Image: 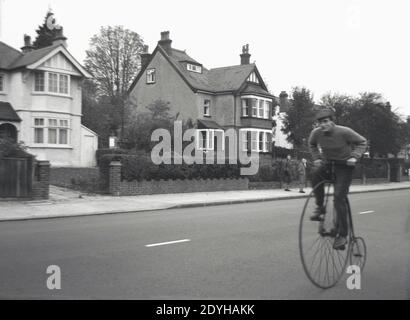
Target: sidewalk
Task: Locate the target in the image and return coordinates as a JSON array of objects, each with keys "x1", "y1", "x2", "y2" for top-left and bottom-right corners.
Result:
[{"x1": 1, "y1": 182, "x2": 410, "y2": 222}]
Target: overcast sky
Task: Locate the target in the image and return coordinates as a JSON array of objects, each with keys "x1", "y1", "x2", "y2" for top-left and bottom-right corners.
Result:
[{"x1": 1, "y1": 0, "x2": 409, "y2": 117}]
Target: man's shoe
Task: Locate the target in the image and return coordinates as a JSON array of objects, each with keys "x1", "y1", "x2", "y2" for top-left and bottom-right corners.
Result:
[
  {"x1": 310, "y1": 206, "x2": 326, "y2": 221},
  {"x1": 333, "y1": 236, "x2": 347, "y2": 250},
  {"x1": 284, "y1": 189, "x2": 291, "y2": 191},
  {"x1": 299, "y1": 190, "x2": 305, "y2": 193}
]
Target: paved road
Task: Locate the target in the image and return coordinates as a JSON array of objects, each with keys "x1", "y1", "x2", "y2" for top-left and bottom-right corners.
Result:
[{"x1": 0, "y1": 190, "x2": 409, "y2": 299}]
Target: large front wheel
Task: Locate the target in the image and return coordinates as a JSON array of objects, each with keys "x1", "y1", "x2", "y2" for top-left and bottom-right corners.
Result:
[{"x1": 299, "y1": 181, "x2": 351, "y2": 289}]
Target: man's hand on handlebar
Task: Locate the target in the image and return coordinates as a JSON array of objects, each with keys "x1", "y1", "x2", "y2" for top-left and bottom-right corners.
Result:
[{"x1": 346, "y1": 157, "x2": 358, "y2": 166}]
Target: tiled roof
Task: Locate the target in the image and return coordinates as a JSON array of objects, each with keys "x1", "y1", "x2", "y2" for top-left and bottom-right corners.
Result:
[
  {"x1": 7, "y1": 44, "x2": 60, "y2": 69},
  {"x1": 208, "y1": 64, "x2": 256, "y2": 92},
  {"x1": 0, "y1": 101, "x2": 21, "y2": 122},
  {"x1": 240, "y1": 83, "x2": 274, "y2": 97},
  {"x1": 197, "y1": 119, "x2": 223, "y2": 129},
  {"x1": 0, "y1": 42, "x2": 22, "y2": 69},
  {"x1": 0, "y1": 41, "x2": 60, "y2": 70},
  {"x1": 165, "y1": 47, "x2": 268, "y2": 94}
]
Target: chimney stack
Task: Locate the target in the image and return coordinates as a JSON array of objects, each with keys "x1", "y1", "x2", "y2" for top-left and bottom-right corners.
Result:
[
  {"x1": 21, "y1": 34, "x2": 34, "y2": 53},
  {"x1": 279, "y1": 91, "x2": 289, "y2": 113},
  {"x1": 158, "y1": 31, "x2": 172, "y2": 55},
  {"x1": 240, "y1": 44, "x2": 251, "y2": 65},
  {"x1": 140, "y1": 45, "x2": 151, "y2": 70},
  {"x1": 52, "y1": 27, "x2": 68, "y2": 47}
]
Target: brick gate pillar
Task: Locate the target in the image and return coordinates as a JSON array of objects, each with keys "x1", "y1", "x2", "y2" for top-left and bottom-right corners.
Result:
[{"x1": 109, "y1": 161, "x2": 122, "y2": 196}]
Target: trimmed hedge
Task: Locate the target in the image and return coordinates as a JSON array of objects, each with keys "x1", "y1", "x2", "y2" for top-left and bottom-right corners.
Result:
[
  {"x1": 99, "y1": 152, "x2": 393, "y2": 190},
  {"x1": 99, "y1": 153, "x2": 242, "y2": 189},
  {"x1": 96, "y1": 148, "x2": 129, "y2": 166}
]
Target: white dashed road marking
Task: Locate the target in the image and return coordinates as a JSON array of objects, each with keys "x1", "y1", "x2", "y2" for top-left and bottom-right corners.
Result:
[
  {"x1": 358, "y1": 210, "x2": 375, "y2": 215},
  {"x1": 145, "y1": 239, "x2": 191, "y2": 247}
]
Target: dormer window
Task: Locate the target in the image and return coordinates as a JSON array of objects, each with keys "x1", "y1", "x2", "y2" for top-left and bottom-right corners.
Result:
[
  {"x1": 187, "y1": 63, "x2": 202, "y2": 73},
  {"x1": 146, "y1": 68, "x2": 156, "y2": 84},
  {"x1": 247, "y1": 72, "x2": 259, "y2": 84}
]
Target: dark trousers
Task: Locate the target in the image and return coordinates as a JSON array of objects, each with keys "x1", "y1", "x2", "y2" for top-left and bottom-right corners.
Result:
[{"x1": 310, "y1": 163, "x2": 354, "y2": 237}]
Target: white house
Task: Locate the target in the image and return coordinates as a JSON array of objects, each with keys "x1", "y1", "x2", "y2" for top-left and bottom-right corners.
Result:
[{"x1": 0, "y1": 31, "x2": 97, "y2": 167}]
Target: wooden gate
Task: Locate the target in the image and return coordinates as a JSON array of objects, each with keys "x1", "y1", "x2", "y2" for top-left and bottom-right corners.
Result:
[{"x1": 0, "y1": 157, "x2": 33, "y2": 198}]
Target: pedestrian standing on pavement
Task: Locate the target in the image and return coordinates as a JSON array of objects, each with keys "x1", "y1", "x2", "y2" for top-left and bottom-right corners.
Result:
[
  {"x1": 283, "y1": 154, "x2": 293, "y2": 191},
  {"x1": 297, "y1": 158, "x2": 308, "y2": 193}
]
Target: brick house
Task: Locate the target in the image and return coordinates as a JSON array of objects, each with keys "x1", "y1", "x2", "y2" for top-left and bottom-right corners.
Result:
[
  {"x1": 0, "y1": 30, "x2": 98, "y2": 167},
  {"x1": 128, "y1": 31, "x2": 279, "y2": 163}
]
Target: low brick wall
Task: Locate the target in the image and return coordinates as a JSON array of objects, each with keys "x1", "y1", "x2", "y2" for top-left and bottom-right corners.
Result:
[{"x1": 108, "y1": 161, "x2": 248, "y2": 196}]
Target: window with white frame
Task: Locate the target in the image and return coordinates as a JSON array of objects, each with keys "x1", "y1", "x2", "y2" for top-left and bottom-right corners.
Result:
[
  {"x1": 258, "y1": 100, "x2": 264, "y2": 118},
  {"x1": 264, "y1": 101, "x2": 270, "y2": 119},
  {"x1": 187, "y1": 64, "x2": 202, "y2": 73},
  {"x1": 146, "y1": 68, "x2": 156, "y2": 84},
  {"x1": 241, "y1": 131, "x2": 248, "y2": 151},
  {"x1": 241, "y1": 96, "x2": 272, "y2": 120},
  {"x1": 242, "y1": 99, "x2": 249, "y2": 116},
  {"x1": 34, "y1": 118, "x2": 45, "y2": 143},
  {"x1": 34, "y1": 71, "x2": 70, "y2": 95},
  {"x1": 0, "y1": 74, "x2": 4, "y2": 92},
  {"x1": 241, "y1": 129, "x2": 271, "y2": 152},
  {"x1": 196, "y1": 129, "x2": 224, "y2": 151},
  {"x1": 59, "y1": 75, "x2": 69, "y2": 94},
  {"x1": 197, "y1": 129, "x2": 214, "y2": 151},
  {"x1": 203, "y1": 100, "x2": 210, "y2": 116},
  {"x1": 34, "y1": 72, "x2": 45, "y2": 92},
  {"x1": 33, "y1": 117, "x2": 70, "y2": 145},
  {"x1": 48, "y1": 73, "x2": 58, "y2": 93},
  {"x1": 251, "y1": 99, "x2": 258, "y2": 117}
]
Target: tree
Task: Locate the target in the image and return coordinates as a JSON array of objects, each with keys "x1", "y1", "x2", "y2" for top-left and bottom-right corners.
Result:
[
  {"x1": 84, "y1": 26, "x2": 145, "y2": 137},
  {"x1": 32, "y1": 10, "x2": 62, "y2": 49},
  {"x1": 282, "y1": 87, "x2": 316, "y2": 149},
  {"x1": 321, "y1": 92, "x2": 407, "y2": 157},
  {"x1": 81, "y1": 80, "x2": 121, "y2": 148}
]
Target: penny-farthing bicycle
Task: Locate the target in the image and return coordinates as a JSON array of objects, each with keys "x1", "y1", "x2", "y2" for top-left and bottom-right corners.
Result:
[{"x1": 299, "y1": 160, "x2": 367, "y2": 289}]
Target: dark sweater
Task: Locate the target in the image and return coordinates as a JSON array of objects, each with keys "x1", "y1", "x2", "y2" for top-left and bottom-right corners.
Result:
[{"x1": 308, "y1": 125, "x2": 367, "y2": 161}]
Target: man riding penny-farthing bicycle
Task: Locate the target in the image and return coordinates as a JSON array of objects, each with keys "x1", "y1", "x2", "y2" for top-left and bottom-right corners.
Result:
[{"x1": 308, "y1": 108, "x2": 367, "y2": 250}]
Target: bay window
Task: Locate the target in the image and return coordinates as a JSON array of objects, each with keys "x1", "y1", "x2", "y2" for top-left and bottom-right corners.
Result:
[
  {"x1": 240, "y1": 129, "x2": 272, "y2": 153},
  {"x1": 33, "y1": 117, "x2": 70, "y2": 145},
  {"x1": 34, "y1": 71, "x2": 70, "y2": 95},
  {"x1": 241, "y1": 96, "x2": 273, "y2": 120}
]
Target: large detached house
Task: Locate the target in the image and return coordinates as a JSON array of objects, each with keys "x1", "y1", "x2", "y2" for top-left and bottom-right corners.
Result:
[
  {"x1": 129, "y1": 31, "x2": 278, "y2": 162},
  {"x1": 0, "y1": 31, "x2": 97, "y2": 166}
]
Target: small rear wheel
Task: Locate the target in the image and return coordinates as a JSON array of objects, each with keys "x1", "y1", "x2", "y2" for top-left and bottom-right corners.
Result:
[{"x1": 350, "y1": 236, "x2": 367, "y2": 271}]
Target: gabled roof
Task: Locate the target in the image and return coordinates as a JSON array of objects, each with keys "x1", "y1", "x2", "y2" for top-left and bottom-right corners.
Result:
[
  {"x1": 0, "y1": 41, "x2": 91, "y2": 77},
  {"x1": 6, "y1": 44, "x2": 59, "y2": 70},
  {"x1": 129, "y1": 44, "x2": 272, "y2": 96},
  {"x1": 0, "y1": 102, "x2": 22, "y2": 122},
  {"x1": 0, "y1": 42, "x2": 22, "y2": 69}
]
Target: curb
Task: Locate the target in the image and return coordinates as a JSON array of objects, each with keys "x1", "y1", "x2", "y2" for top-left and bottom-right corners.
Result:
[
  {"x1": 170, "y1": 185, "x2": 410, "y2": 210},
  {"x1": 1, "y1": 185, "x2": 409, "y2": 222}
]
